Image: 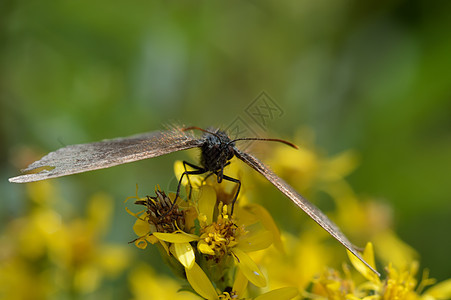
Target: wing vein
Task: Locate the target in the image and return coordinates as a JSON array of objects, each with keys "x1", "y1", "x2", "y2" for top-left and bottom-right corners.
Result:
[{"x1": 9, "y1": 129, "x2": 204, "y2": 183}]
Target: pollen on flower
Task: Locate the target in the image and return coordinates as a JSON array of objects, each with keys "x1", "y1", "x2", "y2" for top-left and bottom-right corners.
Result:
[
  {"x1": 383, "y1": 262, "x2": 418, "y2": 300},
  {"x1": 311, "y1": 268, "x2": 356, "y2": 300},
  {"x1": 218, "y1": 291, "x2": 237, "y2": 300},
  {"x1": 305, "y1": 243, "x2": 449, "y2": 300},
  {"x1": 197, "y1": 202, "x2": 245, "y2": 260}
]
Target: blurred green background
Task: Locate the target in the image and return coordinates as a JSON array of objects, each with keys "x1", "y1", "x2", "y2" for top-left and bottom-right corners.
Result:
[{"x1": 1, "y1": 0, "x2": 450, "y2": 295}]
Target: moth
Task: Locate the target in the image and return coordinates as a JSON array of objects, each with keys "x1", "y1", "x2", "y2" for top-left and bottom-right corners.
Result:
[{"x1": 9, "y1": 125, "x2": 379, "y2": 276}]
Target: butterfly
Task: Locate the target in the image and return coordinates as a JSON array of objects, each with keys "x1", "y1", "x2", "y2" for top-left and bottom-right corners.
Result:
[{"x1": 9, "y1": 125, "x2": 379, "y2": 276}]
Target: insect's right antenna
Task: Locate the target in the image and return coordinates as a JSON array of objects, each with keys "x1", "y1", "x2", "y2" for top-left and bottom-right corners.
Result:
[{"x1": 230, "y1": 137, "x2": 298, "y2": 149}]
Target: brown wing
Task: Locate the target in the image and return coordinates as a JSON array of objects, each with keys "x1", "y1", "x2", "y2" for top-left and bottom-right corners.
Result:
[
  {"x1": 235, "y1": 149, "x2": 380, "y2": 276},
  {"x1": 9, "y1": 128, "x2": 203, "y2": 183}
]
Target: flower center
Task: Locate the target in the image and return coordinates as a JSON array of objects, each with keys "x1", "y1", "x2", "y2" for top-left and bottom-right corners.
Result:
[
  {"x1": 136, "y1": 189, "x2": 185, "y2": 233},
  {"x1": 198, "y1": 203, "x2": 244, "y2": 259}
]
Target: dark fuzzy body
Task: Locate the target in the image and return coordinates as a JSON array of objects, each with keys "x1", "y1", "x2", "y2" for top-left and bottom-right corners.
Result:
[{"x1": 200, "y1": 129, "x2": 236, "y2": 174}]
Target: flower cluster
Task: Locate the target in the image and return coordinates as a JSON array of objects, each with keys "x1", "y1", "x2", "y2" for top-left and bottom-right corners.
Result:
[
  {"x1": 126, "y1": 133, "x2": 451, "y2": 300},
  {"x1": 127, "y1": 161, "x2": 298, "y2": 299},
  {"x1": 0, "y1": 181, "x2": 130, "y2": 299},
  {"x1": 303, "y1": 242, "x2": 451, "y2": 300},
  {"x1": 4, "y1": 130, "x2": 449, "y2": 299}
]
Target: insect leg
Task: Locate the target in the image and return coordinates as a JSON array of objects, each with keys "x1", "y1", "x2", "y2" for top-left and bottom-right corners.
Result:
[
  {"x1": 204, "y1": 161, "x2": 231, "y2": 183},
  {"x1": 220, "y1": 174, "x2": 241, "y2": 215},
  {"x1": 182, "y1": 161, "x2": 204, "y2": 199},
  {"x1": 161, "y1": 167, "x2": 207, "y2": 219},
  {"x1": 216, "y1": 161, "x2": 232, "y2": 183},
  {"x1": 176, "y1": 168, "x2": 206, "y2": 203}
]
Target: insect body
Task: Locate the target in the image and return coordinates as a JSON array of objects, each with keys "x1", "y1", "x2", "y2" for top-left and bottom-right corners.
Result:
[
  {"x1": 176, "y1": 127, "x2": 240, "y2": 212},
  {"x1": 175, "y1": 126, "x2": 298, "y2": 214},
  {"x1": 9, "y1": 125, "x2": 379, "y2": 276}
]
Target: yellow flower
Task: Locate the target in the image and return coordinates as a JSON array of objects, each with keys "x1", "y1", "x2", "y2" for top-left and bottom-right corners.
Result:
[
  {"x1": 303, "y1": 242, "x2": 451, "y2": 300},
  {"x1": 192, "y1": 185, "x2": 273, "y2": 288},
  {"x1": 128, "y1": 161, "x2": 281, "y2": 297},
  {"x1": 127, "y1": 136, "x2": 451, "y2": 300},
  {"x1": 266, "y1": 130, "x2": 419, "y2": 276},
  {"x1": 0, "y1": 181, "x2": 130, "y2": 298},
  {"x1": 126, "y1": 185, "x2": 198, "y2": 272},
  {"x1": 185, "y1": 262, "x2": 299, "y2": 300},
  {"x1": 422, "y1": 278, "x2": 451, "y2": 300},
  {"x1": 260, "y1": 229, "x2": 336, "y2": 292},
  {"x1": 323, "y1": 177, "x2": 418, "y2": 271},
  {"x1": 265, "y1": 128, "x2": 359, "y2": 195}
]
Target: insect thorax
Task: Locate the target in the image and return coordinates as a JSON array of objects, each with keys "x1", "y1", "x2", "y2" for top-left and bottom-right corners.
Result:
[{"x1": 200, "y1": 130, "x2": 235, "y2": 172}]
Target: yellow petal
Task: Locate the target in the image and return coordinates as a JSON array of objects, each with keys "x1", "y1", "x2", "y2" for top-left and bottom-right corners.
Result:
[
  {"x1": 345, "y1": 294, "x2": 362, "y2": 300},
  {"x1": 134, "y1": 238, "x2": 148, "y2": 249},
  {"x1": 232, "y1": 269, "x2": 248, "y2": 298},
  {"x1": 231, "y1": 248, "x2": 266, "y2": 287},
  {"x1": 27, "y1": 181, "x2": 54, "y2": 204},
  {"x1": 198, "y1": 241, "x2": 215, "y2": 255},
  {"x1": 158, "y1": 240, "x2": 170, "y2": 255},
  {"x1": 198, "y1": 185, "x2": 216, "y2": 224},
  {"x1": 133, "y1": 218, "x2": 151, "y2": 236},
  {"x1": 255, "y1": 287, "x2": 299, "y2": 300},
  {"x1": 185, "y1": 263, "x2": 218, "y2": 299},
  {"x1": 182, "y1": 206, "x2": 198, "y2": 233},
  {"x1": 173, "y1": 242, "x2": 195, "y2": 269},
  {"x1": 321, "y1": 149, "x2": 359, "y2": 180},
  {"x1": 146, "y1": 235, "x2": 159, "y2": 244},
  {"x1": 152, "y1": 232, "x2": 199, "y2": 243},
  {"x1": 125, "y1": 207, "x2": 144, "y2": 218},
  {"x1": 174, "y1": 161, "x2": 189, "y2": 186},
  {"x1": 73, "y1": 265, "x2": 100, "y2": 293},
  {"x1": 373, "y1": 230, "x2": 418, "y2": 270},
  {"x1": 97, "y1": 245, "x2": 130, "y2": 276},
  {"x1": 237, "y1": 229, "x2": 273, "y2": 252},
  {"x1": 243, "y1": 204, "x2": 283, "y2": 252},
  {"x1": 347, "y1": 242, "x2": 379, "y2": 283},
  {"x1": 424, "y1": 278, "x2": 451, "y2": 299}
]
